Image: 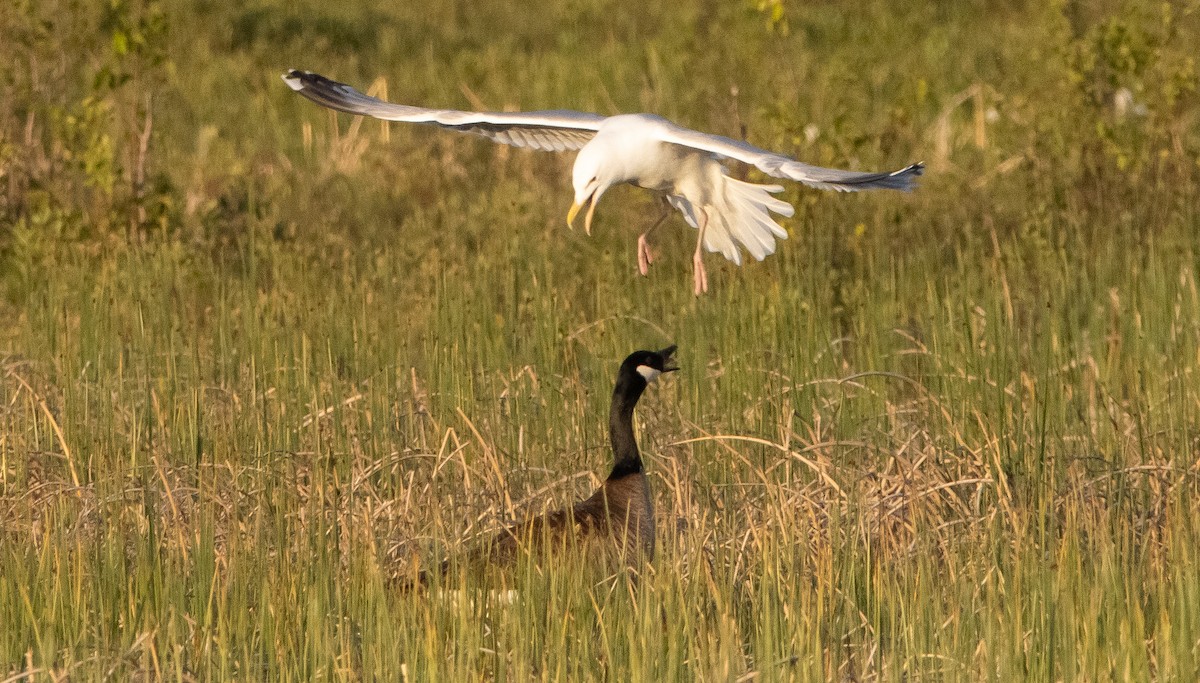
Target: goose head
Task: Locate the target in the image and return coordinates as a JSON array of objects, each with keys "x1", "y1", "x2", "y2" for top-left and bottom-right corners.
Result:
[{"x1": 618, "y1": 345, "x2": 679, "y2": 389}]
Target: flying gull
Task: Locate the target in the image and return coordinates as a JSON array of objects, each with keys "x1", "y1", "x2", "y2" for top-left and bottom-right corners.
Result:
[{"x1": 283, "y1": 70, "x2": 923, "y2": 295}]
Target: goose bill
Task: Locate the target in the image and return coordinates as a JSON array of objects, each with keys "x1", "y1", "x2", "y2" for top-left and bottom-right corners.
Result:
[{"x1": 658, "y1": 345, "x2": 679, "y2": 373}]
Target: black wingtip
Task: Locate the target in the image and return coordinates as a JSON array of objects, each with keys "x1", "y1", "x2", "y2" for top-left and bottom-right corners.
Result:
[
  {"x1": 281, "y1": 69, "x2": 309, "y2": 91},
  {"x1": 885, "y1": 162, "x2": 925, "y2": 191},
  {"x1": 280, "y1": 70, "x2": 375, "y2": 117},
  {"x1": 282, "y1": 69, "x2": 340, "y2": 92}
]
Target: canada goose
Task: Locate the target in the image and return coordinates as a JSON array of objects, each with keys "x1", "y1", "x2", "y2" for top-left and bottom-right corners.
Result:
[
  {"x1": 407, "y1": 345, "x2": 677, "y2": 587},
  {"x1": 283, "y1": 70, "x2": 922, "y2": 295}
]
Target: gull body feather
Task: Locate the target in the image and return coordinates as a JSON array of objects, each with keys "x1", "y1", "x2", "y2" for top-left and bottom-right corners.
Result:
[{"x1": 574, "y1": 115, "x2": 794, "y2": 265}]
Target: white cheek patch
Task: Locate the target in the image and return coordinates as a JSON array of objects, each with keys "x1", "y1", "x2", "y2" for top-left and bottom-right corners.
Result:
[{"x1": 636, "y1": 365, "x2": 662, "y2": 382}]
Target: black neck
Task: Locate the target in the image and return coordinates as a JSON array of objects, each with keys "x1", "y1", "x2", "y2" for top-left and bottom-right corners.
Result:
[{"x1": 607, "y1": 374, "x2": 646, "y2": 480}]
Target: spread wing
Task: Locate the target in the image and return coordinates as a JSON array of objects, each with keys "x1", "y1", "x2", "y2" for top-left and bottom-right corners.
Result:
[
  {"x1": 655, "y1": 121, "x2": 924, "y2": 192},
  {"x1": 283, "y1": 70, "x2": 605, "y2": 152}
]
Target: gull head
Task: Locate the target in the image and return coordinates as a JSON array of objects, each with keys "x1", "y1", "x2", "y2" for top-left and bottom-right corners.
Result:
[{"x1": 567, "y1": 145, "x2": 613, "y2": 235}]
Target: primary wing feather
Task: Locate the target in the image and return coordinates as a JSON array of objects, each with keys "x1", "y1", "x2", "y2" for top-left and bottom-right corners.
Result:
[
  {"x1": 654, "y1": 122, "x2": 924, "y2": 192},
  {"x1": 283, "y1": 70, "x2": 605, "y2": 151}
]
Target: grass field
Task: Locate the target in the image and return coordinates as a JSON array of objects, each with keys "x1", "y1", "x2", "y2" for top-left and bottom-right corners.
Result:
[{"x1": 3, "y1": 0, "x2": 1200, "y2": 679}]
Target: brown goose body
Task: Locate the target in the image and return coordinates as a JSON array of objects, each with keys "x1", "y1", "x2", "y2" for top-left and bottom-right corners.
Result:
[
  {"x1": 483, "y1": 464, "x2": 656, "y2": 562},
  {"x1": 407, "y1": 346, "x2": 675, "y2": 587},
  {"x1": 476, "y1": 347, "x2": 674, "y2": 563}
]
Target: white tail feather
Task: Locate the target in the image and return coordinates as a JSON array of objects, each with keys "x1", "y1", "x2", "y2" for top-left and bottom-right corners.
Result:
[{"x1": 696, "y1": 176, "x2": 794, "y2": 265}]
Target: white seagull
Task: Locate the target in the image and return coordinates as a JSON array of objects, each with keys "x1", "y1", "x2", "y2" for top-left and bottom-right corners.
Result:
[{"x1": 283, "y1": 70, "x2": 923, "y2": 295}]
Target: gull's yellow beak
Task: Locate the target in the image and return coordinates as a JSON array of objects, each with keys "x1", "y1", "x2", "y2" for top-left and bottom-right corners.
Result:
[
  {"x1": 566, "y1": 192, "x2": 600, "y2": 234},
  {"x1": 567, "y1": 201, "x2": 582, "y2": 230},
  {"x1": 583, "y1": 196, "x2": 597, "y2": 235},
  {"x1": 567, "y1": 195, "x2": 599, "y2": 235}
]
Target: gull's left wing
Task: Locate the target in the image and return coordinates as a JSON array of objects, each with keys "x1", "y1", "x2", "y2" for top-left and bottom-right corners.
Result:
[{"x1": 654, "y1": 120, "x2": 924, "y2": 192}]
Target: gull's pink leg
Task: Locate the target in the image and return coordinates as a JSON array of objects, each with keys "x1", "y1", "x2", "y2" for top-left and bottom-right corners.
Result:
[
  {"x1": 637, "y1": 234, "x2": 653, "y2": 276},
  {"x1": 637, "y1": 201, "x2": 671, "y2": 276},
  {"x1": 692, "y1": 209, "x2": 709, "y2": 296}
]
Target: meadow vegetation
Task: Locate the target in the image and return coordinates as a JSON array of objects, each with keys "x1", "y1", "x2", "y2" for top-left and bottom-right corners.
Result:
[{"x1": 2, "y1": 0, "x2": 1200, "y2": 679}]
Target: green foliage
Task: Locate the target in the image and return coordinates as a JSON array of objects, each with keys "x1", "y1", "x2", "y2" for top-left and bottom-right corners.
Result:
[
  {"x1": 2, "y1": 0, "x2": 1200, "y2": 679},
  {"x1": 0, "y1": 0, "x2": 170, "y2": 251},
  {"x1": 1063, "y1": 2, "x2": 1200, "y2": 171},
  {"x1": 750, "y1": 0, "x2": 789, "y2": 35}
]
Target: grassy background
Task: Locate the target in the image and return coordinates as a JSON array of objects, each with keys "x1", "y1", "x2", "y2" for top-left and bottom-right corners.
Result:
[{"x1": 3, "y1": 0, "x2": 1200, "y2": 679}]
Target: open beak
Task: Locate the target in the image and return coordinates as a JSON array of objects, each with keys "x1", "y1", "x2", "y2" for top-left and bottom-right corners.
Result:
[
  {"x1": 567, "y1": 201, "x2": 582, "y2": 230},
  {"x1": 566, "y1": 194, "x2": 599, "y2": 235},
  {"x1": 583, "y1": 196, "x2": 598, "y2": 235},
  {"x1": 658, "y1": 344, "x2": 679, "y2": 373}
]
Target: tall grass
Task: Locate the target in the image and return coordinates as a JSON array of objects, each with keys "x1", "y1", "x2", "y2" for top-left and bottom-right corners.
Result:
[{"x1": 3, "y1": 0, "x2": 1200, "y2": 679}]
